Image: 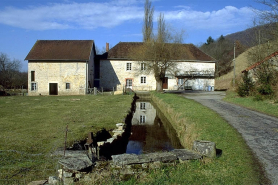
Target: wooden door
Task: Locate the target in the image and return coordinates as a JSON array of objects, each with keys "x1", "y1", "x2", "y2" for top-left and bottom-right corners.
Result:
[{"x1": 162, "y1": 77, "x2": 168, "y2": 89}]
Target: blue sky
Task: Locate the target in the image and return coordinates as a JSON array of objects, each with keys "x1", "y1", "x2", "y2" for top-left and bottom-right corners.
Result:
[{"x1": 0, "y1": 0, "x2": 266, "y2": 71}]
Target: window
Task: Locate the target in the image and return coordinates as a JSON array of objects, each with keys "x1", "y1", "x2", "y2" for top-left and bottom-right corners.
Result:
[
  {"x1": 141, "y1": 76, "x2": 146, "y2": 84},
  {"x1": 178, "y1": 78, "x2": 184, "y2": 85},
  {"x1": 141, "y1": 63, "x2": 146, "y2": 70},
  {"x1": 126, "y1": 63, "x2": 132, "y2": 71},
  {"x1": 140, "y1": 102, "x2": 146, "y2": 110},
  {"x1": 31, "y1": 82, "x2": 37, "y2": 91},
  {"x1": 66, "y1": 83, "x2": 70, "y2": 89},
  {"x1": 31, "y1": 71, "x2": 35, "y2": 81},
  {"x1": 140, "y1": 115, "x2": 146, "y2": 123},
  {"x1": 126, "y1": 79, "x2": 132, "y2": 88}
]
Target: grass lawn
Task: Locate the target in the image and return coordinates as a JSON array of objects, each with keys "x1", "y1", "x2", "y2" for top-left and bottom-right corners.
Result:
[
  {"x1": 224, "y1": 91, "x2": 278, "y2": 118},
  {"x1": 0, "y1": 95, "x2": 133, "y2": 183}
]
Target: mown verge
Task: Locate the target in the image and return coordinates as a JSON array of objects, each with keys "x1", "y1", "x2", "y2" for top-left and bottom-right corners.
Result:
[{"x1": 224, "y1": 91, "x2": 278, "y2": 118}]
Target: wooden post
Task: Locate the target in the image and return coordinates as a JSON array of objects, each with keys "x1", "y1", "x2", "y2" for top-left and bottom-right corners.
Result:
[{"x1": 64, "y1": 125, "x2": 68, "y2": 156}]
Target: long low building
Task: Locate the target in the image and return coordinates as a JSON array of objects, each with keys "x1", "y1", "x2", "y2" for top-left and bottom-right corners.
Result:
[
  {"x1": 25, "y1": 40, "x2": 215, "y2": 95},
  {"x1": 98, "y1": 42, "x2": 215, "y2": 91}
]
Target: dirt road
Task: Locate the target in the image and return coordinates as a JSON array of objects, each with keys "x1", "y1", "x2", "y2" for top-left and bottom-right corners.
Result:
[{"x1": 182, "y1": 91, "x2": 278, "y2": 185}]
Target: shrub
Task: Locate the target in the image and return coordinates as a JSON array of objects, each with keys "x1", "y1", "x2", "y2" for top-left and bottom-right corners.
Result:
[
  {"x1": 237, "y1": 73, "x2": 254, "y2": 97},
  {"x1": 257, "y1": 84, "x2": 274, "y2": 95}
]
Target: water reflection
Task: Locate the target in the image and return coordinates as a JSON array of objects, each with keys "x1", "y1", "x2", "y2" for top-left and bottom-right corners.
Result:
[{"x1": 126, "y1": 101, "x2": 183, "y2": 154}]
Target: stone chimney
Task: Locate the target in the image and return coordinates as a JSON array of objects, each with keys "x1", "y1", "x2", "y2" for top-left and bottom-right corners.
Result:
[{"x1": 106, "y1": 43, "x2": 109, "y2": 52}]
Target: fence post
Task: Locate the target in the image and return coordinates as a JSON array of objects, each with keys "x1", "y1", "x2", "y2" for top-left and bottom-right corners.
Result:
[
  {"x1": 101, "y1": 87, "x2": 103, "y2": 95},
  {"x1": 113, "y1": 87, "x2": 114, "y2": 95},
  {"x1": 94, "y1": 87, "x2": 97, "y2": 95}
]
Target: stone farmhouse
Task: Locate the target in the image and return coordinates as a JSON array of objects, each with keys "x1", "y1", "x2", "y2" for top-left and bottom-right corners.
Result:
[
  {"x1": 25, "y1": 40, "x2": 215, "y2": 95},
  {"x1": 98, "y1": 42, "x2": 215, "y2": 91},
  {"x1": 25, "y1": 40, "x2": 95, "y2": 96}
]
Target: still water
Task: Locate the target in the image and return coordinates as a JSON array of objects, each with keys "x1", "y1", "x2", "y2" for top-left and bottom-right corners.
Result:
[{"x1": 126, "y1": 100, "x2": 183, "y2": 154}]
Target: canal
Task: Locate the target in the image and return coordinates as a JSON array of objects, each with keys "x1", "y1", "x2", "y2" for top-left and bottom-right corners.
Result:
[{"x1": 126, "y1": 100, "x2": 183, "y2": 154}]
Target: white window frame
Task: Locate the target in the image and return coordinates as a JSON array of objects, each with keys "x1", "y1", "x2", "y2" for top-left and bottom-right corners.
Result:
[
  {"x1": 126, "y1": 79, "x2": 133, "y2": 88},
  {"x1": 141, "y1": 63, "x2": 146, "y2": 70},
  {"x1": 140, "y1": 76, "x2": 146, "y2": 84},
  {"x1": 140, "y1": 102, "x2": 146, "y2": 110},
  {"x1": 126, "y1": 63, "x2": 132, "y2": 71},
  {"x1": 31, "y1": 82, "x2": 37, "y2": 91},
  {"x1": 140, "y1": 115, "x2": 146, "y2": 123}
]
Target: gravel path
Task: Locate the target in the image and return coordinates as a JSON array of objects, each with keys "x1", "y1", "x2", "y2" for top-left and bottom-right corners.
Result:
[{"x1": 182, "y1": 91, "x2": 278, "y2": 185}]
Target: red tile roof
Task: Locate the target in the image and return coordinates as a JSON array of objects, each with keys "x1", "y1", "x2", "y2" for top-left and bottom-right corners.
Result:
[
  {"x1": 242, "y1": 50, "x2": 278, "y2": 73},
  {"x1": 25, "y1": 40, "x2": 94, "y2": 61},
  {"x1": 105, "y1": 42, "x2": 215, "y2": 61}
]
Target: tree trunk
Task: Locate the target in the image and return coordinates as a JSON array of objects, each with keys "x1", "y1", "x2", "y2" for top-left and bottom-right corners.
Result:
[{"x1": 156, "y1": 79, "x2": 163, "y2": 92}]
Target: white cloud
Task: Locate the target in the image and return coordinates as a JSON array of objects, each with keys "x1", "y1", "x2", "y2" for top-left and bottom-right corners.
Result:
[
  {"x1": 0, "y1": 1, "x2": 256, "y2": 32},
  {"x1": 0, "y1": 1, "x2": 143, "y2": 30},
  {"x1": 163, "y1": 6, "x2": 256, "y2": 32}
]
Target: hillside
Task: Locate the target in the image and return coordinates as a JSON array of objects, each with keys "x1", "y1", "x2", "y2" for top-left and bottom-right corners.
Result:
[
  {"x1": 225, "y1": 23, "x2": 277, "y2": 47},
  {"x1": 215, "y1": 48, "x2": 250, "y2": 90},
  {"x1": 215, "y1": 40, "x2": 278, "y2": 90}
]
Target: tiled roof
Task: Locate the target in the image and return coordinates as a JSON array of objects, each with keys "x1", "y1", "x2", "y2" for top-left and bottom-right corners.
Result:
[
  {"x1": 105, "y1": 42, "x2": 215, "y2": 61},
  {"x1": 242, "y1": 50, "x2": 278, "y2": 73},
  {"x1": 25, "y1": 40, "x2": 94, "y2": 61}
]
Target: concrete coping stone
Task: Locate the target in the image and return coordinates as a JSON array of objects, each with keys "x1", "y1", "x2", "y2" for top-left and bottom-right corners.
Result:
[
  {"x1": 116, "y1": 123, "x2": 124, "y2": 127},
  {"x1": 59, "y1": 153, "x2": 93, "y2": 171},
  {"x1": 111, "y1": 149, "x2": 201, "y2": 166},
  {"x1": 112, "y1": 129, "x2": 124, "y2": 133},
  {"x1": 172, "y1": 149, "x2": 202, "y2": 161},
  {"x1": 106, "y1": 138, "x2": 115, "y2": 143}
]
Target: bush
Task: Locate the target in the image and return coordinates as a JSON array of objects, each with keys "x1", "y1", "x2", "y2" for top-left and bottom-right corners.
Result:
[
  {"x1": 237, "y1": 73, "x2": 254, "y2": 97},
  {"x1": 257, "y1": 84, "x2": 274, "y2": 95}
]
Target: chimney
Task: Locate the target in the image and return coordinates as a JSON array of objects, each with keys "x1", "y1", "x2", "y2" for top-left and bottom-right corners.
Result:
[{"x1": 106, "y1": 43, "x2": 109, "y2": 52}]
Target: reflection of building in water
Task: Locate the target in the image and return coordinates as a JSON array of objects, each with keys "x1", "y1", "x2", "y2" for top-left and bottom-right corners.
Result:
[{"x1": 132, "y1": 101, "x2": 156, "y2": 125}]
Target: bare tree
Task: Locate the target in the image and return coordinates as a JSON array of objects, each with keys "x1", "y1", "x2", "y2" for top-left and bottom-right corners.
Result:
[
  {"x1": 133, "y1": 6, "x2": 185, "y2": 91},
  {"x1": 0, "y1": 52, "x2": 24, "y2": 89},
  {"x1": 255, "y1": 0, "x2": 278, "y2": 22},
  {"x1": 143, "y1": 0, "x2": 154, "y2": 42}
]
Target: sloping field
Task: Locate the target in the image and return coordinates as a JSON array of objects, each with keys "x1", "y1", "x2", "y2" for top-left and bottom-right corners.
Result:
[{"x1": 215, "y1": 48, "x2": 250, "y2": 90}]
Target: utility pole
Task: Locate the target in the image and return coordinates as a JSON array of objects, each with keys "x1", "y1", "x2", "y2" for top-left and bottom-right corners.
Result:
[{"x1": 233, "y1": 42, "x2": 236, "y2": 87}]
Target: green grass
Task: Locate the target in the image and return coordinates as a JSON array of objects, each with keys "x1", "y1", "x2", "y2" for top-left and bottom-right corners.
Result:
[
  {"x1": 0, "y1": 92, "x2": 270, "y2": 184},
  {"x1": 115, "y1": 92, "x2": 268, "y2": 185},
  {"x1": 224, "y1": 91, "x2": 278, "y2": 118},
  {"x1": 0, "y1": 95, "x2": 133, "y2": 183}
]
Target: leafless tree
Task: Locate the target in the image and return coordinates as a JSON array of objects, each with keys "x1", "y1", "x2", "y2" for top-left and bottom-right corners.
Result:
[
  {"x1": 133, "y1": 9, "x2": 185, "y2": 91},
  {"x1": 0, "y1": 52, "x2": 26, "y2": 89},
  {"x1": 143, "y1": 0, "x2": 154, "y2": 42}
]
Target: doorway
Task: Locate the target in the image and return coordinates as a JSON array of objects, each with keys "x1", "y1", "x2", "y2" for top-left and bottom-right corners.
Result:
[
  {"x1": 49, "y1": 83, "x2": 58, "y2": 95},
  {"x1": 162, "y1": 77, "x2": 168, "y2": 89}
]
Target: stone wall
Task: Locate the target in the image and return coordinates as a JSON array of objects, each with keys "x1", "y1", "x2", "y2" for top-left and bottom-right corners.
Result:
[
  {"x1": 100, "y1": 60, "x2": 156, "y2": 91},
  {"x1": 100, "y1": 60, "x2": 215, "y2": 91},
  {"x1": 28, "y1": 61, "x2": 90, "y2": 96}
]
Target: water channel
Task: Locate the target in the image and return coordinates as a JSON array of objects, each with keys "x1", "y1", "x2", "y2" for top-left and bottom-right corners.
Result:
[{"x1": 126, "y1": 100, "x2": 183, "y2": 154}]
